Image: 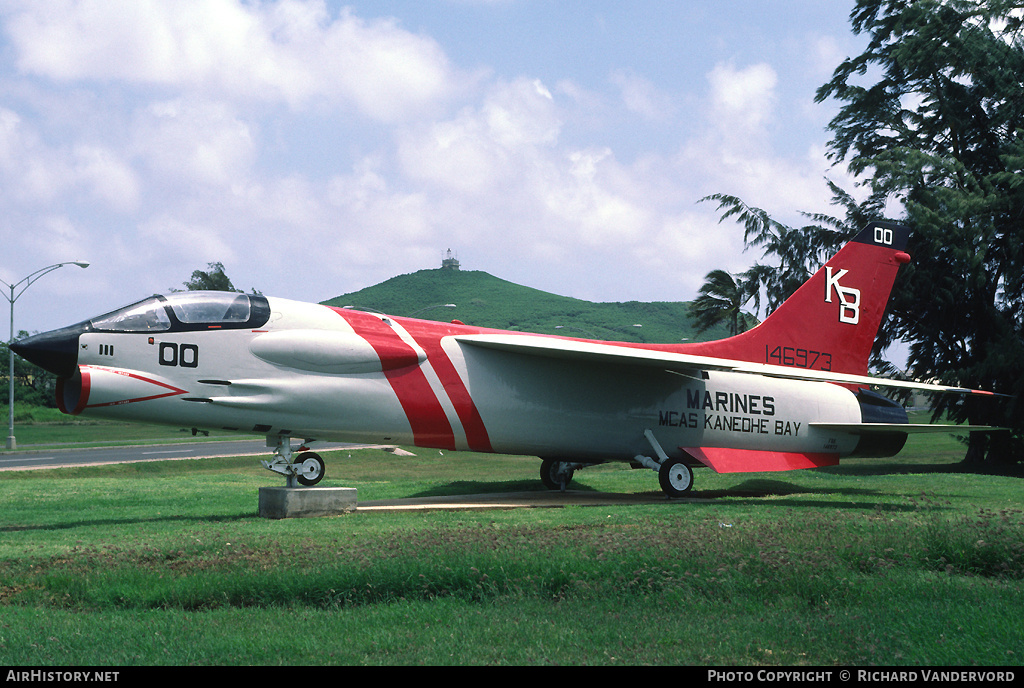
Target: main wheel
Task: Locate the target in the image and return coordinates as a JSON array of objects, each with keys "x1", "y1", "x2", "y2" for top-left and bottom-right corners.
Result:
[
  {"x1": 658, "y1": 457, "x2": 693, "y2": 498},
  {"x1": 295, "y1": 452, "x2": 325, "y2": 487},
  {"x1": 540, "y1": 458, "x2": 574, "y2": 491}
]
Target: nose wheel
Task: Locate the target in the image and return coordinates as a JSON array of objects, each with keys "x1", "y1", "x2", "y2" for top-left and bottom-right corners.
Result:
[
  {"x1": 295, "y1": 452, "x2": 325, "y2": 487},
  {"x1": 261, "y1": 435, "x2": 326, "y2": 487}
]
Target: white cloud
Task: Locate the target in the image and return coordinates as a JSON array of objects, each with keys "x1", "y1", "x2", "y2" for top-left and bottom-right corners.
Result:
[
  {"x1": 707, "y1": 62, "x2": 778, "y2": 141},
  {"x1": 26, "y1": 215, "x2": 91, "y2": 263},
  {"x1": 133, "y1": 99, "x2": 256, "y2": 187},
  {"x1": 541, "y1": 148, "x2": 651, "y2": 247},
  {"x1": 71, "y1": 144, "x2": 140, "y2": 212},
  {"x1": 3, "y1": 0, "x2": 466, "y2": 121},
  {"x1": 808, "y1": 35, "x2": 846, "y2": 79},
  {"x1": 0, "y1": 105, "x2": 139, "y2": 210},
  {"x1": 137, "y1": 213, "x2": 236, "y2": 266},
  {"x1": 631, "y1": 211, "x2": 749, "y2": 297},
  {"x1": 397, "y1": 77, "x2": 562, "y2": 194},
  {"x1": 672, "y1": 59, "x2": 843, "y2": 231},
  {"x1": 484, "y1": 78, "x2": 559, "y2": 148},
  {"x1": 396, "y1": 111, "x2": 507, "y2": 195},
  {"x1": 609, "y1": 69, "x2": 677, "y2": 122},
  {"x1": 0, "y1": 106, "x2": 21, "y2": 169}
]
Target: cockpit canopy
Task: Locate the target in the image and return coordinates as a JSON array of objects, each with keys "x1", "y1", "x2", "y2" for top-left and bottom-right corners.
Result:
[{"x1": 90, "y1": 292, "x2": 271, "y2": 333}]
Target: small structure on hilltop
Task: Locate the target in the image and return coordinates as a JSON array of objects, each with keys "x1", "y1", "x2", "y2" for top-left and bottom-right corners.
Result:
[{"x1": 441, "y1": 248, "x2": 461, "y2": 271}]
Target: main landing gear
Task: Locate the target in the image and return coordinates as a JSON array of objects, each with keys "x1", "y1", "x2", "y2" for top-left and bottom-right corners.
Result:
[
  {"x1": 261, "y1": 435, "x2": 325, "y2": 487},
  {"x1": 657, "y1": 457, "x2": 694, "y2": 498},
  {"x1": 638, "y1": 429, "x2": 694, "y2": 499},
  {"x1": 626, "y1": 453, "x2": 695, "y2": 499},
  {"x1": 539, "y1": 430, "x2": 696, "y2": 499},
  {"x1": 540, "y1": 458, "x2": 586, "y2": 492}
]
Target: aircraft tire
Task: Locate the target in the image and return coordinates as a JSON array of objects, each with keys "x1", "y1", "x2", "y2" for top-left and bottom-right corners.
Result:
[
  {"x1": 296, "y1": 452, "x2": 325, "y2": 487},
  {"x1": 540, "y1": 458, "x2": 573, "y2": 491},
  {"x1": 658, "y1": 457, "x2": 693, "y2": 498}
]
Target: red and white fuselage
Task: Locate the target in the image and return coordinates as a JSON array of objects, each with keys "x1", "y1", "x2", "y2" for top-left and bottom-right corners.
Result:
[{"x1": 63, "y1": 301, "x2": 862, "y2": 457}]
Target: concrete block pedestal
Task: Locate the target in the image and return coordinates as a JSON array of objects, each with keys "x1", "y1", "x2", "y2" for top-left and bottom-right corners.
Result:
[{"x1": 258, "y1": 486, "x2": 357, "y2": 519}]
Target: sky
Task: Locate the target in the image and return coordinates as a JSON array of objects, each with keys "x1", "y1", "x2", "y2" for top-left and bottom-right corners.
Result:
[{"x1": 0, "y1": 0, "x2": 873, "y2": 336}]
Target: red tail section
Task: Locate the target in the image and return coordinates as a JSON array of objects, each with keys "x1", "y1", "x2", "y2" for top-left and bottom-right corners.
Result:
[{"x1": 689, "y1": 222, "x2": 911, "y2": 376}]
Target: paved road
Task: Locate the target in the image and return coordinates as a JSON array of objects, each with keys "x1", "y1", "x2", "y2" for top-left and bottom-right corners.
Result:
[{"x1": 0, "y1": 439, "x2": 365, "y2": 472}]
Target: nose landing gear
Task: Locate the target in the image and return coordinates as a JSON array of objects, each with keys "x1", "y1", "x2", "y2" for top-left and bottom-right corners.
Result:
[{"x1": 261, "y1": 435, "x2": 325, "y2": 487}]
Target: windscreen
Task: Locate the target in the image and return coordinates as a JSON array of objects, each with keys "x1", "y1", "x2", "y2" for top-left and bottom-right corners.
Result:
[
  {"x1": 90, "y1": 297, "x2": 171, "y2": 332},
  {"x1": 90, "y1": 292, "x2": 270, "y2": 332}
]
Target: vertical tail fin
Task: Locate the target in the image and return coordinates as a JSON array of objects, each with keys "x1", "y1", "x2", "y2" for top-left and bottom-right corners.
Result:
[{"x1": 690, "y1": 222, "x2": 911, "y2": 376}]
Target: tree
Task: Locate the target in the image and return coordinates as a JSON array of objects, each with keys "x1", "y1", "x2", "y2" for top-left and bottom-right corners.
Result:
[
  {"x1": 179, "y1": 262, "x2": 261, "y2": 295},
  {"x1": 705, "y1": 0, "x2": 1024, "y2": 465},
  {"x1": 689, "y1": 268, "x2": 759, "y2": 336},
  {"x1": 814, "y1": 0, "x2": 1024, "y2": 464},
  {"x1": 1, "y1": 331, "x2": 57, "y2": 408},
  {"x1": 182, "y1": 262, "x2": 240, "y2": 292}
]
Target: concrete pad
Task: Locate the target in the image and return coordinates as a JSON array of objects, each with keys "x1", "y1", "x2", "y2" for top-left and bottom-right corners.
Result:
[{"x1": 258, "y1": 486, "x2": 357, "y2": 519}]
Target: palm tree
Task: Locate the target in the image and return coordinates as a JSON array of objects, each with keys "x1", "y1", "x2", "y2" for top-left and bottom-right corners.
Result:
[
  {"x1": 689, "y1": 269, "x2": 758, "y2": 337},
  {"x1": 700, "y1": 184, "x2": 891, "y2": 317}
]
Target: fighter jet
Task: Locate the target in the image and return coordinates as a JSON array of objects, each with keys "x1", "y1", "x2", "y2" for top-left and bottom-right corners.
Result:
[{"x1": 12, "y1": 222, "x2": 1000, "y2": 497}]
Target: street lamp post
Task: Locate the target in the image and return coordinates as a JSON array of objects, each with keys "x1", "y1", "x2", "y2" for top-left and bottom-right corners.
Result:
[{"x1": 3, "y1": 261, "x2": 89, "y2": 450}]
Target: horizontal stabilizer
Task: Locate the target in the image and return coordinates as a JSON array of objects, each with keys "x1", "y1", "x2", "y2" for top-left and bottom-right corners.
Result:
[
  {"x1": 682, "y1": 446, "x2": 839, "y2": 474},
  {"x1": 810, "y1": 422, "x2": 1005, "y2": 435}
]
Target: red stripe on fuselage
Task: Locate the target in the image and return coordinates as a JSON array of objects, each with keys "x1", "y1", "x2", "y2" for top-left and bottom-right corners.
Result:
[
  {"x1": 399, "y1": 320, "x2": 493, "y2": 453},
  {"x1": 331, "y1": 308, "x2": 457, "y2": 450},
  {"x1": 81, "y1": 365, "x2": 188, "y2": 409}
]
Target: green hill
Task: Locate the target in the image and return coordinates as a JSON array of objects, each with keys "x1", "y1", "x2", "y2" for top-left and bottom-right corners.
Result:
[{"x1": 322, "y1": 268, "x2": 728, "y2": 344}]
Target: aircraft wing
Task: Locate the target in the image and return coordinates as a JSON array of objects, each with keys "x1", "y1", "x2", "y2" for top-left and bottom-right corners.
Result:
[{"x1": 454, "y1": 333, "x2": 1000, "y2": 396}]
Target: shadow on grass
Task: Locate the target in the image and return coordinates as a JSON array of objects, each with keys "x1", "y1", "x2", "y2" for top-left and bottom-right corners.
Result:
[
  {"x1": 409, "y1": 479, "x2": 577, "y2": 498},
  {"x1": 0, "y1": 511, "x2": 255, "y2": 533},
  {"x1": 688, "y1": 477, "x2": 923, "y2": 512},
  {"x1": 697, "y1": 477, "x2": 861, "y2": 498},
  {"x1": 407, "y1": 476, "x2": 923, "y2": 513},
  {"x1": 819, "y1": 460, "x2": 1024, "y2": 479}
]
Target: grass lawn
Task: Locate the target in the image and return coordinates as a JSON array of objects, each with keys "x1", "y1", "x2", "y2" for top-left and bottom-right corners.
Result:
[
  {"x1": 0, "y1": 426, "x2": 1021, "y2": 666},
  {"x1": 2, "y1": 410, "x2": 257, "y2": 449}
]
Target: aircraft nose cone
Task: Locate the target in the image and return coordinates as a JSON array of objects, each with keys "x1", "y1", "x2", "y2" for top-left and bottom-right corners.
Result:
[{"x1": 10, "y1": 324, "x2": 87, "y2": 378}]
